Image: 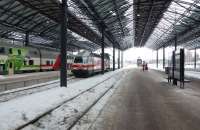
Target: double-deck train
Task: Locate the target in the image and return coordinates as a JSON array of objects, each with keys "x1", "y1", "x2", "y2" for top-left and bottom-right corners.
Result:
[
  {"x1": 0, "y1": 43, "x2": 74, "y2": 75},
  {"x1": 71, "y1": 51, "x2": 110, "y2": 77}
]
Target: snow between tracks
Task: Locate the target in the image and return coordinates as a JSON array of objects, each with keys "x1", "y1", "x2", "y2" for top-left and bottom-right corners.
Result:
[{"x1": 0, "y1": 69, "x2": 125, "y2": 130}]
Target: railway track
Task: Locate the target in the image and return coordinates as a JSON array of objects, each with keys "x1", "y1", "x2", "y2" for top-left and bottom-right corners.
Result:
[
  {"x1": 0, "y1": 76, "x2": 77, "y2": 102},
  {"x1": 15, "y1": 73, "x2": 120, "y2": 130}
]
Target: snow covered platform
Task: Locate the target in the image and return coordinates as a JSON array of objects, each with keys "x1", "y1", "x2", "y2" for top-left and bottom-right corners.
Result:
[
  {"x1": 0, "y1": 71, "x2": 60, "y2": 92},
  {"x1": 89, "y1": 69, "x2": 200, "y2": 130},
  {"x1": 149, "y1": 64, "x2": 200, "y2": 80},
  {"x1": 0, "y1": 69, "x2": 129, "y2": 130}
]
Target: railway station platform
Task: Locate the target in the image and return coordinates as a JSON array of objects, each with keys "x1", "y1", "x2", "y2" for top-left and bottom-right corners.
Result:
[
  {"x1": 0, "y1": 71, "x2": 60, "y2": 92},
  {"x1": 1, "y1": 67, "x2": 200, "y2": 130},
  {"x1": 90, "y1": 68, "x2": 200, "y2": 130}
]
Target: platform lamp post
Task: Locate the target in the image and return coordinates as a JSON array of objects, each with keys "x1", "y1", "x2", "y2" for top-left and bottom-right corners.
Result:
[
  {"x1": 113, "y1": 45, "x2": 115, "y2": 71},
  {"x1": 60, "y1": 0, "x2": 68, "y2": 87},
  {"x1": 101, "y1": 25, "x2": 105, "y2": 74}
]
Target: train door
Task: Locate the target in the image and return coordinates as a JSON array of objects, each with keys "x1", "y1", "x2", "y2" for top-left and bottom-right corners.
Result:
[{"x1": 8, "y1": 61, "x2": 14, "y2": 75}]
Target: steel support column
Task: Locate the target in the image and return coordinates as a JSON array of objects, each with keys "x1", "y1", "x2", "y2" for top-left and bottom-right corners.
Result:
[
  {"x1": 60, "y1": 0, "x2": 67, "y2": 87},
  {"x1": 118, "y1": 49, "x2": 120, "y2": 69},
  {"x1": 194, "y1": 48, "x2": 197, "y2": 69},
  {"x1": 156, "y1": 50, "x2": 158, "y2": 68},
  {"x1": 163, "y1": 47, "x2": 165, "y2": 69},
  {"x1": 101, "y1": 26, "x2": 105, "y2": 74},
  {"x1": 175, "y1": 33, "x2": 177, "y2": 51},
  {"x1": 121, "y1": 51, "x2": 123, "y2": 68},
  {"x1": 25, "y1": 32, "x2": 29, "y2": 46},
  {"x1": 113, "y1": 45, "x2": 115, "y2": 71}
]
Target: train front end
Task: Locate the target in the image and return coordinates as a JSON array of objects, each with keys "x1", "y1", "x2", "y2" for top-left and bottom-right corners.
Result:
[{"x1": 71, "y1": 56, "x2": 90, "y2": 77}]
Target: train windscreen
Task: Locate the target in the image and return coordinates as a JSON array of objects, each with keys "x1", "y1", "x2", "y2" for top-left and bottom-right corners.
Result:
[
  {"x1": 0, "y1": 47, "x2": 5, "y2": 54},
  {"x1": 137, "y1": 59, "x2": 142, "y2": 66},
  {"x1": 74, "y1": 57, "x2": 83, "y2": 63}
]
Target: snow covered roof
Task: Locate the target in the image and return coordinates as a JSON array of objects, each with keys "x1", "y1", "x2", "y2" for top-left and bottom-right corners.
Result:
[
  {"x1": 145, "y1": 0, "x2": 200, "y2": 50},
  {"x1": 0, "y1": 0, "x2": 133, "y2": 51}
]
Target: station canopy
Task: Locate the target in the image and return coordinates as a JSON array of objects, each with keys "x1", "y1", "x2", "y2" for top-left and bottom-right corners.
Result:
[
  {"x1": 145, "y1": 0, "x2": 200, "y2": 50},
  {"x1": 133, "y1": 0, "x2": 172, "y2": 47},
  {"x1": 0, "y1": 0, "x2": 133, "y2": 51}
]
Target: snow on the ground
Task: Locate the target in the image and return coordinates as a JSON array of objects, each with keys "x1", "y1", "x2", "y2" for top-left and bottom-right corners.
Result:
[
  {"x1": 70, "y1": 72, "x2": 126, "y2": 130},
  {"x1": 149, "y1": 64, "x2": 165, "y2": 72},
  {"x1": 123, "y1": 64, "x2": 137, "y2": 69},
  {"x1": 0, "y1": 75, "x2": 6, "y2": 79},
  {"x1": 22, "y1": 70, "x2": 127, "y2": 130},
  {"x1": 2, "y1": 71, "x2": 59, "y2": 79},
  {"x1": 0, "y1": 80, "x2": 59, "y2": 95},
  {"x1": 149, "y1": 64, "x2": 200, "y2": 79},
  {"x1": 184, "y1": 71, "x2": 200, "y2": 79},
  {"x1": 0, "y1": 80, "x2": 59, "y2": 102},
  {"x1": 0, "y1": 69, "x2": 124, "y2": 130}
]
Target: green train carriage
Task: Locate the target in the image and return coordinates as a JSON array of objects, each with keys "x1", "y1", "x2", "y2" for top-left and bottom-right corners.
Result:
[{"x1": 0, "y1": 43, "x2": 74, "y2": 75}]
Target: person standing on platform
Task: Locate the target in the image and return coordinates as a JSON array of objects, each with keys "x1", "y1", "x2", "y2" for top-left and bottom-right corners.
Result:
[{"x1": 142, "y1": 61, "x2": 145, "y2": 71}]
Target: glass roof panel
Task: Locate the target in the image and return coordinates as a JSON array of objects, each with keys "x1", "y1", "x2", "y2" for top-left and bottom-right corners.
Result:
[
  {"x1": 68, "y1": 0, "x2": 100, "y2": 36},
  {"x1": 146, "y1": 0, "x2": 200, "y2": 49}
]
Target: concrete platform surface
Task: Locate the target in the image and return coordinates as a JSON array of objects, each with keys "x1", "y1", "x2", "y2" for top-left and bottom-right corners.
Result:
[
  {"x1": 0, "y1": 71, "x2": 60, "y2": 92},
  {"x1": 91, "y1": 68, "x2": 200, "y2": 130}
]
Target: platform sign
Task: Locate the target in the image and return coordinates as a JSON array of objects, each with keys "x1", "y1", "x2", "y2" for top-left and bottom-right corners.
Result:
[{"x1": 168, "y1": 49, "x2": 185, "y2": 88}]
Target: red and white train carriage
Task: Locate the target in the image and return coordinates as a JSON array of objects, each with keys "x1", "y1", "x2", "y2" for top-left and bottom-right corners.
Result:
[{"x1": 71, "y1": 51, "x2": 110, "y2": 77}]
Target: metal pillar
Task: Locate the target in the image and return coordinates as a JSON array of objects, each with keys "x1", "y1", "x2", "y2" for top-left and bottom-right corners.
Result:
[
  {"x1": 194, "y1": 48, "x2": 197, "y2": 69},
  {"x1": 163, "y1": 47, "x2": 165, "y2": 69},
  {"x1": 60, "y1": 0, "x2": 67, "y2": 87},
  {"x1": 121, "y1": 51, "x2": 123, "y2": 68},
  {"x1": 101, "y1": 26, "x2": 105, "y2": 74},
  {"x1": 156, "y1": 50, "x2": 158, "y2": 68},
  {"x1": 113, "y1": 45, "x2": 115, "y2": 71},
  {"x1": 175, "y1": 33, "x2": 177, "y2": 51},
  {"x1": 36, "y1": 48, "x2": 42, "y2": 72},
  {"x1": 118, "y1": 49, "x2": 120, "y2": 69},
  {"x1": 25, "y1": 32, "x2": 29, "y2": 46}
]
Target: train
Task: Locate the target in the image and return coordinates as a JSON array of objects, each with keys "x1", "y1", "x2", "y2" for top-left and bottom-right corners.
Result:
[
  {"x1": 137, "y1": 58, "x2": 142, "y2": 67},
  {"x1": 0, "y1": 43, "x2": 74, "y2": 75},
  {"x1": 71, "y1": 51, "x2": 110, "y2": 77}
]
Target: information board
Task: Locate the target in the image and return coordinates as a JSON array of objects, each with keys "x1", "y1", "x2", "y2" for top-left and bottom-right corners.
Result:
[{"x1": 168, "y1": 49, "x2": 185, "y2": 88}]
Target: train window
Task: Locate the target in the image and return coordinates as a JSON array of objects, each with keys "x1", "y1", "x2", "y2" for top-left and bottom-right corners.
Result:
[
  {"x1": 29, "y1": 60, "x2": 34, "y2": 65},
  {"x1": 51, "y1": 61, "x2": 54, "y2": 65},
  {"x1": 74, "y1": 57, "x2": 83, "y2": 63},
  {"x1": 88, "y1": 57, "x2": 92, "y2": 64},
  {"x1": 0, "y1": 47, "x2": 5, "y2": 54},
  {"x1": 83, "y1": 57, "x2": 88, "y2": 64},
  {"x1": 46, "y1": 60, "x2": 50, "y2": 65},
  {"x1": 0, "y1": 64, "x2": 5, "y2": 71},
  {"x1": 18, "y1": 49, "x2": 21, "y2": 55},
  {"x1": 9, "y1": 48, "x2": 12, "y2": 54}
]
